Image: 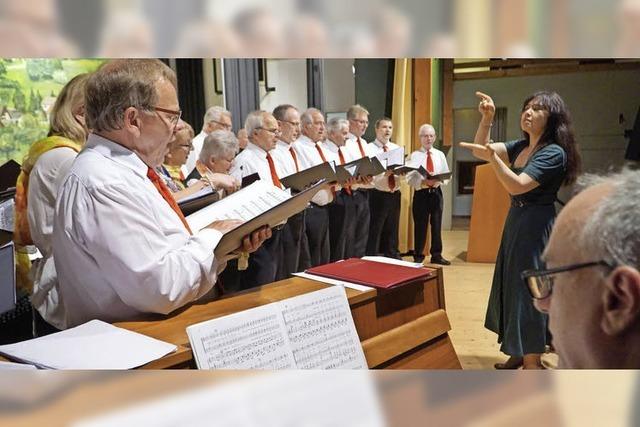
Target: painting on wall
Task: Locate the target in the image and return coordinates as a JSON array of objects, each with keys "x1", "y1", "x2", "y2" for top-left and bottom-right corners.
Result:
[{"x1": 0, "y1": 59, "x2": 105, "y2": 165}]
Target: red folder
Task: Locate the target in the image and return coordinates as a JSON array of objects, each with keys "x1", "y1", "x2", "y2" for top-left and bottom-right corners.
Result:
[{"x1": 306, "y1": 258, "x2": 434, "y2": 289}]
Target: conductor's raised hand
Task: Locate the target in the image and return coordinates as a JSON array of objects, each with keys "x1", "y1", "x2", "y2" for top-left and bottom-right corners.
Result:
[
  {"x1": 476, "y1": 91, "x2": 496, "y2": 118},
  {"x1": 241, "y1": 226, "x2": 271, "y2": 254}
]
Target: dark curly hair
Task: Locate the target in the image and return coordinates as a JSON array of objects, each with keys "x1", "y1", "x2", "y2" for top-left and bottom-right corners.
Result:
[{"x1": 522, "y1": 91, "x2": 582, "y2": 185}]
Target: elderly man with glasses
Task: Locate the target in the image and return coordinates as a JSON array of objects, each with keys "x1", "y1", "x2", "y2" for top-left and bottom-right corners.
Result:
[
  {"x1": 183, "y1": 105, "x2": 233, "y2": 177},
  {"x1": 524, "y1": 169, "x2": 640, "y2": 368},
  {"x1": 52, "y1": 60, "x2": 269, "y2": 329},
  {"x1": 230, "y1": 110, "x2": 286, "y2": 290}
]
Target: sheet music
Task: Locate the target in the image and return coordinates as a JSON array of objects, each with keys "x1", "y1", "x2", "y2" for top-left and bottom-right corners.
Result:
[
  {"x1": 186, "y1": 180, "x2": 291, "y2": 232},
  {"x1": 187, "y1": 304, "x2": 296, "y2": 369},
  {"x1": 187, "y1": 286, "x2": 367, "y2": 370},
  {"x1": 281, "y1": 286, "x2": 367, "y2": 369},
  {"x1": 0, "y1": 198, "x2": 14, "y2": 232},
  {"x1": 375, "y1": 146, "x2": 404, "y2": 167}
]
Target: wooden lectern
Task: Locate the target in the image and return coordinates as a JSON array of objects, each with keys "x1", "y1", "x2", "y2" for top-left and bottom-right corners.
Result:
[{"x1": 467, "y1": 164, "x2": 511, "y2": 263}]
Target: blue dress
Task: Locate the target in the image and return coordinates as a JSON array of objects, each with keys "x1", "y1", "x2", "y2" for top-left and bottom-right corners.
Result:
[{"x1": 484, "y1": 139, "x2": 567, "y2": 356}]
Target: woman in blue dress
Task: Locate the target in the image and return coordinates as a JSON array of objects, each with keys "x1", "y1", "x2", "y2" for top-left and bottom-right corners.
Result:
[{"x1": 461, "y1": 91, "x2": 581, "y2": 369}]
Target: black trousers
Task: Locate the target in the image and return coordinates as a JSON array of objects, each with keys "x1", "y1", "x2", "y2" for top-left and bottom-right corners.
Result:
[
  {"x1": 278, "y1": 210, "x2": 306, "y2": 279},
  {"x1": 240, "y1": 227, "x2": 282, "y2": 290},
  {"x1": 304, "y1": 204, "x2": 330, "y2": 267},
  {"x1": 366, "y1": 190, "x2": 401, "y2": 259},
  {"x1": 412, "y1": 187, "x2": 443, "y2": 262},
  {"x1": 351, "y1": 189, "x2": 370, "y2": 257},
  {"x1": 328, "y1": 190, "x2": 357, "y2": 262}
]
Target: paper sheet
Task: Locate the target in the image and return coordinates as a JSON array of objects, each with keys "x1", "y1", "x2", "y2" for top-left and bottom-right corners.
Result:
[
  {"x1": 186, "y1": 180, "x2": 290, "y2": 231},
  {"x1": 187, "y1": 286, "x2": 367, "y2": 370},
  {"x1": 0, "y1": 198, "x2": 14, "y2": 232},
  {"x1": 0, "y1": 320, "x2": 176, "y2": 369},
  {"x1": 361, "y1": 255, "x2": 426, "y2": 269}
]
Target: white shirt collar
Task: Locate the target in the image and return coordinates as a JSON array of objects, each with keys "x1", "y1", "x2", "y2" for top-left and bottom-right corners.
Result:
[
  {"x1": 296, "y1": 134, "x2": 319, "y2": 147},
  {"x1": 85, "y1": 133, "x2": 149, "y2": 178},
  {"x1": 372, "y1": 138, "x2": 391, "y2": 148},
  {"x1": 245, "y1": 141, "x2": 270, "y2": 157},
  {"x1": 276, "y1": 139, "x2": 292, "y2": 150}
]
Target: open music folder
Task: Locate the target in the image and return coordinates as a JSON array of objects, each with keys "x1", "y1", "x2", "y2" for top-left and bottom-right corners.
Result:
[
  {"x1": 187, "y1": 286, "x2": 367, "y2": 369},
  {"x1": 186, "y1": 179, "x2": 328, "y2": 259}
]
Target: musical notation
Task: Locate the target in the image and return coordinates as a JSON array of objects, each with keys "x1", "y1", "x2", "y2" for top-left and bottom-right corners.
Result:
[{"x1": 186, "y1": 286, "x2": 367, "y2": 370}]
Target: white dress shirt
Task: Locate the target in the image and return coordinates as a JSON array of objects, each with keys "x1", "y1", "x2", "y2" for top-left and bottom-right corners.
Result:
[
  {"x1": 272, "y1": 139, "x2": 299, "y2": 178},
  {"x1": 182, "y1": 130, "x2": 207, "y2": 177},
  {"x1": 291, "y1": 135, "x2": 334, "y2": 205},
  {"x1": 368, "y1": 139, "x2": 403, "y2": 192},
  {"x1": 229, "y1": 141, "x2": 281, "y2": 188},
  {"x1": 52, "y1": 134, "x2": 223, "y2": 329},
  {"x1": 346, "y1": 133, "x2": 374, "y2": 159},
  {"x1": 406, "y1": 146, "x2": 450, "y2": 189},
  {"x1": 27, "y1": 146, "x2": 76, "y2": 328}
]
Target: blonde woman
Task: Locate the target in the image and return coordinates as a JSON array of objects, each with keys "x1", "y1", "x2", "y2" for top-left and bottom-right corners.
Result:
[{"x1": 13, "y1": 73, "x2": 90, "y2": 333}]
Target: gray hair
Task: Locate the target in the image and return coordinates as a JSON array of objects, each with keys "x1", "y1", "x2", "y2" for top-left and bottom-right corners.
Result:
[
  {"x1": 85, "y1": 59, "x2": 177, "y2": 132},
  {"x1": 419, "y1": 124, "x2": 436, "y2": 135},
  {"x1": 301, "y1": 108, "x2": 323, "y2": 126},
  {"x1": 203, "y1": 106, "x2": 231, "y2": 127},
  {"x1": 244, "y1": 110, "x2": 267, "y2": 139},
  {"x1": 327, "y1": 117, "x2": 349, "y2": 135},
  {"x1": 199, "y1": 130, "x2": 239, "y2": 162},
  {"x1": 575, "y1": 168, "x2": 640, "y2": 269},
  {"x1": 347, "y1": 104, "x2": 369, "y2": 119}
]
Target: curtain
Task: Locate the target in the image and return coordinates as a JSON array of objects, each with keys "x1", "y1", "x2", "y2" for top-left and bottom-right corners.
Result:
[{"x1": 391, "y1": 59, "x2": 414, "y2": 253}]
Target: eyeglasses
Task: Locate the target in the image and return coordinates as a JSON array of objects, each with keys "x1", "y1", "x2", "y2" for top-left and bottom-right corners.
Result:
[
  {"x1": 178, "y1": 144, "x2": 193, "y2": 151},
  {"x1": 257, "y1": 127, "x2": 281, "y2": 135},
  {"x1": 350, "y1": 119, "x2": 369, "y2": 125},
  {"x1": 282, "y1": 120, "x2": 301, "y2": 128},
  {"x1": 153, "y1": 106, "x2": 182, "y2": 128},
  {"x1": 209, "y1": 119, "x2": 232, "y2": 130},
  {"x1": 521, "y1": 260, "x2": 615, "y2": 299}
]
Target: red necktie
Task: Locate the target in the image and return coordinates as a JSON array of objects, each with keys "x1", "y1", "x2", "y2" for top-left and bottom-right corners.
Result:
[
  {"x1": 426, "y1": 150, "x2": 434, "y2": 174},
  {"x1": 315, "y1": 143, "x2": 327, "y2": 162},
  {"x1": 289, "y1": 147, "x2": 300, "y2": 172},
  {"x1": 147, "y1": 168, "x2": 192, "y2": 234},
  {"x1": 338, "y1": 147, "x2": 352, "y2": 195},
  {"x1": 356, "y1": 136, "x2": 366, "y2": 158},
  {"x1": 266, "y1": 152, "x2": 283, "y2": 189},
  {"x1": 383, "y1": 145, "x2": 396, "y2": 190}
]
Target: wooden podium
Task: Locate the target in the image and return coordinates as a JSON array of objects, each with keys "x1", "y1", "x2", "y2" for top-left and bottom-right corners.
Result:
[
  {"x1": 467, "y1": 164, "x2": 511, "y2": 263},
  {"x1": 115, "y1": 270, "x2": 461, "y2": 370}
]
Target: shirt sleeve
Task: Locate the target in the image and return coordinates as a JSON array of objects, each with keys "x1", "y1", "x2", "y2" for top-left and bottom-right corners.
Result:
[
  {"x1": 522, "y1": 144, "x2": 566, "y2": 186},
  {"x1": 70, "y1": 180, "x2": 222, "y2": 315}
]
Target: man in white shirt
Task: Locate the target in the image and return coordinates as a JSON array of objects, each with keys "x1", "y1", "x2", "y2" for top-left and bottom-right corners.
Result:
[
  {"x1": 230, "y1": 110, "x2": 284, "y2": 289},
  {"x1": 272, "y1": 104, "x2": 309, "y2": 275},
  {"x1": 293, "y1": 108, "x2": 332, "y2": 266},
  {"x1": 324, "y1": 118, "x2": 358, "y2": 261},
  {"x1": 183, "y1": 106, "x2": 232, "y2": 177},
  {"x1": 366, "y1": 117, "x2": 403, "y2": 259},
  {"x1": 407, "y1": 124, "x2": 451, "y2": 265},
  {"x1": 346, "y1": 104, "x2": 373, "y2": 258},
  {"x1": 52, "y1": 60, "x2": 268, "y2": 328}
]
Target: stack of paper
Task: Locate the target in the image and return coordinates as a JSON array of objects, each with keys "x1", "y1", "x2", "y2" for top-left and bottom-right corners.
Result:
[{"x1": 0, "y1": 320, "x2": 176, "y2": 369}]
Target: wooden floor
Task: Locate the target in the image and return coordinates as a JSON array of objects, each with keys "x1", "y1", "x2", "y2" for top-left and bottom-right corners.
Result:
[{"x1": 408, "y1": 224, "x2": 558, "y2": 370}]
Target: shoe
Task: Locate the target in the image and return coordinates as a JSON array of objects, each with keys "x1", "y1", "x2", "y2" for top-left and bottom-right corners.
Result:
[
  {"x1": 494, "y1": 356, "x2": 523, "y2": 369},
  {"x1": 414, "y1": 257, "x2": 425, "y2": 264},
  {"x1": 430, "y1": 257, "x2": 451, "y2": 266}
]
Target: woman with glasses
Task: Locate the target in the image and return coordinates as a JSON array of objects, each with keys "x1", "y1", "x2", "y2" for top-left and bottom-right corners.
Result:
[
  {"x1": 157, "y1": 121, "x2": 210, "y2": 201},
  {"x1": 460, "y1": 91, "x2": 581, "y2": 369}
]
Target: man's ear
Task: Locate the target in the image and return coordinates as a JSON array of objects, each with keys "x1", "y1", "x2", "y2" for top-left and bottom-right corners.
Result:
[
  {"x1": 601, "y1": 266, "x2": 640, "y2": 336},
  {"x1": 123, "y1": 107, "x2": 142, "y2": 138}
]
